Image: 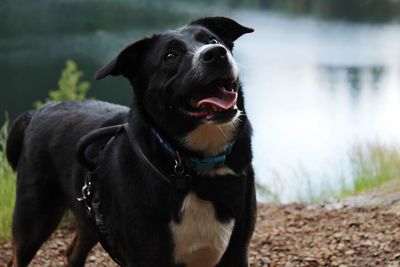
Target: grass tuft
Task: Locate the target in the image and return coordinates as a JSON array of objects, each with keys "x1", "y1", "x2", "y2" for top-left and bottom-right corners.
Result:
[
  {"x1": 0, "y1": 115, "x2": 16, "y2": 240},
  {"x1": 340, "y1": 142, "x2": 400, "y2": 198}
]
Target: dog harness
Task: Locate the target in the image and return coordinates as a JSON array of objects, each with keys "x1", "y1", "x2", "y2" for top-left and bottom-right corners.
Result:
[
  {"x1": 76, "y1": 122, "x2": 235, "y2": 265},
  {"x1": 76, "y1": 124, "x2": 127, "y2": 265}
]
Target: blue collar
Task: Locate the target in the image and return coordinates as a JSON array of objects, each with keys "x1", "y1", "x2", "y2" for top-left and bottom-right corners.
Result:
[{"x1": 151, "y1": 128, "x2": 233, "y2": 171}]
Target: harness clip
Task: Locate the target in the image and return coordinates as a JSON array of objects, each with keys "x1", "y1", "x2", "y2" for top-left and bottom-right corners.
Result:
[{"x1": 77, "y1": 172, "x2": 94, "y2": 215}]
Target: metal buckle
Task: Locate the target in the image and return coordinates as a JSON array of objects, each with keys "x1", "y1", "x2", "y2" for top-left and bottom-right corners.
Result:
[
  {"x1": 173, "y1": 151, "x2": 184, "y2": 175},
  {"x1": 77, "y1": 172, "x2": 93, "y2": 214},
  {"x1": 171, "y1": 151, "x2": 191, "y2": 192}
]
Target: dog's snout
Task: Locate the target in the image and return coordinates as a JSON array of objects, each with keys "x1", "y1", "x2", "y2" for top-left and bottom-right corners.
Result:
[{"x1": 201, "y1": 46, "x2": 227, "y2": 64}]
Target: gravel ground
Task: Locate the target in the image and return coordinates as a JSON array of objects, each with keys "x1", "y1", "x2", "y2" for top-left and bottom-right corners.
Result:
[
  {"x1": 250, "y1": 203, "x2": 400, "y2": 267},
  {"x1": 1, "y1": 182, "x2": 400, "y2": 267}
]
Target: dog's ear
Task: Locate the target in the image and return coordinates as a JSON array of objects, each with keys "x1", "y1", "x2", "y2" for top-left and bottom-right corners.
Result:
[
  {"x1": 190, "y1": 17, "x2": 253, "y2": 50},
  {"x1": 94, "y1": 37, "x2": 153, "y2": 80}
]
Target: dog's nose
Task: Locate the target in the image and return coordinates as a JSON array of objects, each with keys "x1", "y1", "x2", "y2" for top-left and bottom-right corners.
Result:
[{"x1": 201, "y1": 46, "x2": 227, "y2": 64}]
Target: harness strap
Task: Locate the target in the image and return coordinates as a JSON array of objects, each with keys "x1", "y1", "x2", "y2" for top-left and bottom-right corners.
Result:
[
  {"x1": 122, "y1": 123, "x2": 172, "y2": 186},
  {"x1": 91, "y1": 192, "x2": 125, "y2": 266},
  {"x1": 76, "y1": 124, "x2": 124, "y2": 171},
  {"x1": 121, "y1": 124, "x2": 191, "y2": 192},
  {"x1": 76, "y1": 123, "x2": 174, "y2": 186},
  {"x1": 76, "y1": 124, "x2": 127, "y2": 266}
]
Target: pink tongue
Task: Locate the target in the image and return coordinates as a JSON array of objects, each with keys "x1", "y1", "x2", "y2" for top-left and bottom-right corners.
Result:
[{"x1": 197, "y1": 88, "x2": 238, "y2": 110}]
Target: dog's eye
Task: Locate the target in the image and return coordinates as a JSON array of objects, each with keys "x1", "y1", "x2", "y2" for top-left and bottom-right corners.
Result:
[
  {"x1": 209, "y1": 38, "x2": 220, "y2": 45},
  {"x1": 164, "y1": 53, "x2": 177, "y2": 63}
]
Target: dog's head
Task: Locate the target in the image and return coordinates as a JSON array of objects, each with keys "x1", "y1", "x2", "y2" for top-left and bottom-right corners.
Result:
[{"x1": 95, "y1": 17, "x2": 253, "y2": 155}]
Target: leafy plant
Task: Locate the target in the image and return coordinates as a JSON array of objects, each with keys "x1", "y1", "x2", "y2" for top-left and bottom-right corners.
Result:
[{"x1": 34, "y1": 60, "x2": 90, "y2": 108}]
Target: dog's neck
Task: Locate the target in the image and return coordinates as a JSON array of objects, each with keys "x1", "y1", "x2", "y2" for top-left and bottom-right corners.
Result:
[
  {"x1": 129, "y1": 107, "x2": 241, "y2": 171},
  {"x1": 182, "y1": 124, "x2": 233, "y2": 157},
  {"x1": 181, "y1": 111, "x2": 241, "y2": 157}
]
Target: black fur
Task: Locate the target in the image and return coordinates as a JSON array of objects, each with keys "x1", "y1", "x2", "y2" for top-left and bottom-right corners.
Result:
[{"x1": 7, "y1": 17, "x2": 255, "y2": 267}]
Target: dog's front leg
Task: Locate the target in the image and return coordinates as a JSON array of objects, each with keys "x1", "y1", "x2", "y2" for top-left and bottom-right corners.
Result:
[
  {"x1": 216, "y1": 168, "x2": 256, "y2": 267},
  {"x1": 215, "y1": 215, "x2": 255, "y2": 267}
]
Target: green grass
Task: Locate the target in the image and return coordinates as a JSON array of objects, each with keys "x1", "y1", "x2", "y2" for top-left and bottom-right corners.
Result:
[
  {"x1": 256, "y1": 180, "x2": 281, "y2": 203},
  {"x1": 0, "y1": 116, "x2": 16, "y2": 240},
  {"x1": 339, "y1": 142, "x2": 400, "y2": 198}
]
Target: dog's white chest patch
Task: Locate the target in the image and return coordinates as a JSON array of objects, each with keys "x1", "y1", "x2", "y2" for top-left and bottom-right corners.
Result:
[{"x1": 170, "y1": 192, "x2": 235, "y2": 267}]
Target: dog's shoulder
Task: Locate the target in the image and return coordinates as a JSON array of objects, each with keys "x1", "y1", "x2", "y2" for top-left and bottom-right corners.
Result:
[{"x1": 24, "y1": 100, "x2": 130, "y2": 152}]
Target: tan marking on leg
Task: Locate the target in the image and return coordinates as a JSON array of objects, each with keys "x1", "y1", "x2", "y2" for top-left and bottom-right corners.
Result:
[
  {"x1": 8, "y1": 244, "x2": 19, "y2": 267},
  {"x1": 66, "y1": 222, "x2": 97, "y2": 267}
]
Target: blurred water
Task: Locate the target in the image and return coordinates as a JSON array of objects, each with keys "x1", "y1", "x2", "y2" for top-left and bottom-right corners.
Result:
[
  {"x1": 1, "y1": 4, "x2": 400, "y2": 203},
  {"x1": 232, "y1": 11, "x2": 400, "y2": 202}
]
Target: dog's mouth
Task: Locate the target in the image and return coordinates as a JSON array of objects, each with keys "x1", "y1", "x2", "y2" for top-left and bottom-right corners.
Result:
[{"x1": 182, "y1": 75, "x2": 238, "y2": 121}]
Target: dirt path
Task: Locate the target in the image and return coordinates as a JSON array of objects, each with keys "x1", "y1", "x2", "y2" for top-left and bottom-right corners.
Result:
[{"x1": 1, "y1": 182, "x2": 400, "y2": 266}]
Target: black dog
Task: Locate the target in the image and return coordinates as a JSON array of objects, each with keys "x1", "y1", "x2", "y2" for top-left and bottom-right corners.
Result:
[{"x1": 6, "y1": 17, "x2": 255, "y2": 267}]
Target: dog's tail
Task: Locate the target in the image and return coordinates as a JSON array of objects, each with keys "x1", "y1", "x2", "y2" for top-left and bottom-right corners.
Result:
[{"x1": 6, "y1": 110, "x2": 35, "y2": 171}]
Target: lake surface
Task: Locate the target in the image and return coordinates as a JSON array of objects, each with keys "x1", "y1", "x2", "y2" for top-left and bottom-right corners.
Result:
[
  {"x1": 1, "y1": 3, "x2": 400, "y2": 202},
  {"x1": 233, "y1": 11, "x2": 400, "y2": 202}
]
